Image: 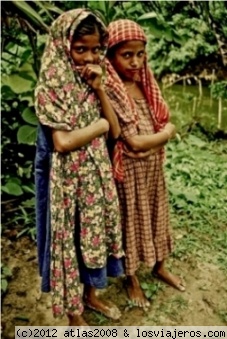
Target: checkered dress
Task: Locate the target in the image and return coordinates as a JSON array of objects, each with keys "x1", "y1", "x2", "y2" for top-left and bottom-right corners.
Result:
[
  {"x1": 105, "y1": 20, "x2": 170, "y2": 182},
  {"x1": 116, "y1": 98, "x2": 173, "y2": 275}
]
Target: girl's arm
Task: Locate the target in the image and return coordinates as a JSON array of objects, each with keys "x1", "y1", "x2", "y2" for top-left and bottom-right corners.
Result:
[
  {"x1": 95, "y1": 87, "x2": 121, "y2": 139},
  {"x1": 126, "y1": 123, "x2": 176, "y2": 152},
  {"x1": 81, "y1": 64, "x2": 121, "y2": 139},
  {"x1": 52, "y1": 118, "x2": 109, "y2": 153}
]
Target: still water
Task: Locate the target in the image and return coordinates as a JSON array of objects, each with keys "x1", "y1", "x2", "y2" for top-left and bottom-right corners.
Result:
[{"x1": 161, "y1": 84, "x2": 227, "y2": 131}]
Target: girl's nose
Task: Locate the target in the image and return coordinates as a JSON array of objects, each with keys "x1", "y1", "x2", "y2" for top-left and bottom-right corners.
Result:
[
  {"x1": 130, "y1": 57, "x2": 139, "y2": 68},
  {"x1": 84, "y1": 51, "x2": 94, "y2": 63}
]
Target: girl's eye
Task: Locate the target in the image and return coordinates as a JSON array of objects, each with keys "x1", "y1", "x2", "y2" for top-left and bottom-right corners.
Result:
[
  {"x1": 73, "y1": 47, "x2": 85, "y2": 54},
  {"x1": 93, "y1": 47, "x2": 101, "y2": 54},
  {"x1": 122, "y1": 53, "x2": 131, "y2": 59},
  {"x1": 138, "y1": 51, "x2": 145, "y2": 57}
]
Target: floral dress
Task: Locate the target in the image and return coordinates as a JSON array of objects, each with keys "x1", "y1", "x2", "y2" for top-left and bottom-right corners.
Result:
[{"x1": 35, "y1": 9, "x2": 123, "y2": 317}]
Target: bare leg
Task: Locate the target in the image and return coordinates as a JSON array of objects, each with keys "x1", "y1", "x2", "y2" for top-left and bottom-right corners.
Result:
[
  {"x1": 153, "y1": 260, "x2": 186, "y2": 291},
  {"x1": 67, "y1": 313, "x2": 88, "y2": 326},
  {"x1": 125, "y1": 275, "x2": 150, "y2": 308},
  {"x1": 83, "y1": 285, "x2": 121, "y2": 320}
]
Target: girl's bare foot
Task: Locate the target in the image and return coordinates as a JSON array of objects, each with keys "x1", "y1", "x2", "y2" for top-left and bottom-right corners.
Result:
[
  {"x1": 68, "y1": 314, "x2": 88, "y2": 326},
  {"x1": 153, "y1": 261, "x2": 186, "y2": 292},
  {"x1": 83, "y1": 286, "x2": 121, "y2": 320},
  {"x1": 125, "y1": 275, "x2": 150, "y2": 308}
]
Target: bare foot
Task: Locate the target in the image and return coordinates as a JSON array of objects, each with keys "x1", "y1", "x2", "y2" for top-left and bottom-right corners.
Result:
[
  {"x1": 68, "y1": 314, "x2": 88, "y2": 326},
  {"x1": 153, "y1": 267, "x2": 186, "y2": 292},
  {"x1": 83, "y1": 286, "x2": 121, "y2": 320},
  {"x1": 125, "y1": 275, "x2": 150, "y2": 308}
]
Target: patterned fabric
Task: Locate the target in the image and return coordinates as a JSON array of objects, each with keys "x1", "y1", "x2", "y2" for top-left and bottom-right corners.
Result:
[
  {"x1": 108, "y1": 19, "x2": 146, "y2": 50},
  {"x1": 117, "y1": 98, "x2": 173, "y2": 275},
  {"x1": 35, "y1": 9, "x2": 123, "y2": 317},
  {"x1": 105, "y1": 19, "x2": 170, "y2": 181}
]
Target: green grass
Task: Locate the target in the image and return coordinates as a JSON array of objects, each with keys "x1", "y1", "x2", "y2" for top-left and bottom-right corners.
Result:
[
  {"x1": 166, "y1": 133, "x2": 227, "y2": 273},
  {"x1": 157, "y1": 295, "x2": 188, "y2": 322}
]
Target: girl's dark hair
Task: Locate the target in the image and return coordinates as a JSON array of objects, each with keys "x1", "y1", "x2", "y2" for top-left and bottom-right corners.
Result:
[
  {"x1": 73, "y1": 14, "x2": 108, "y2": 45},
  {"x1": 106, "y1": 45, "x2": 118, "y2": 60}
]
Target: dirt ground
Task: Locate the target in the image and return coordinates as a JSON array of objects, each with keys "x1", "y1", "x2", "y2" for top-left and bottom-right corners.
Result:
[{"x1": 1, "y1": 233, "x2": 227, "y2": 338}]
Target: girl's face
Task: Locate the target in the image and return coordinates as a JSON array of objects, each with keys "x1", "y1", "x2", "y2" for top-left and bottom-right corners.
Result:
[
  {"x1": 71, "y1": 32, "x2": 102, "y2": 66},
  {"x1": 110, "y1": 40, "x2": 146, "y2": 81}
]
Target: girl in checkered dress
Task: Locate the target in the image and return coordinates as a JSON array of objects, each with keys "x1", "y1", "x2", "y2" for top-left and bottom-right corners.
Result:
[{"x1": 105, "y1": 19, "x2": 186, "y2": 308}]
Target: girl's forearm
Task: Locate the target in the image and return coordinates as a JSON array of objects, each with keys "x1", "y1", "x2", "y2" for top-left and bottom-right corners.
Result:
[
  {"x1": 95, "y1": 87, "x2": 121, "y2": 139},
  {"x1": 52, "y1": 119, "x2": 108, "y2": 153},
  {"x1": 126, "y1": 131, "x2": 169, "y2": 152}
]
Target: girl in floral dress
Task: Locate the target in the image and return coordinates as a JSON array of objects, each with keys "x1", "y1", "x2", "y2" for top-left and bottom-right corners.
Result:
[
  {"x1": 105, "y1": 19, "x2": 186, "y2": 308},
  {"x1": 35, "y1": 9, "x2": 124, "y2": 326}
]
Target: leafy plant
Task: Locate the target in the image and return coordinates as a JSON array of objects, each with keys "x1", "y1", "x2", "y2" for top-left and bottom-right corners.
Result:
[
  {"x1": 1, "y1": 264, "x2": 12, "y2": 295},
  {"x1": 158, "y1": 294, "x2": 188, "y2": 322},
  {"x1": 210, "y1": 81, "x2": 227, "y2": 99},
  {"x1": 141, "y1": 281, "x2": 162, "y2": 300},
  {"x1": 166, "y1": 133, "x2": 227, "y2": 271}
]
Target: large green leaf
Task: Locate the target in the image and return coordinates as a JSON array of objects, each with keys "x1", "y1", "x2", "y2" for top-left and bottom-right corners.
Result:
[
  {"x1": 17, "y1": 125, "x2": 37, "y2": 145},
  {"x1": 1, "y1": 182, "x2": 23, "y2": 196},
  {"x1": 19, "y1": 61, "x2": 37, "y2": 81},
  {"x1": 2, "y1": 266, "x2": 12, "y2": 278},
  {"x1": 22, "y1": 185, "x2": 35, "y2": 194},
  {"x1": 2, "y1": 74, "x2": 34, "y2": 94},
  {"x1": 37, "y1": 1, "x2": 63, "y2": 15},
  {"x1": 138, "y1": 15, "x2": 169, "y2": 39},
  {"x1": 1, "y1": 280, "x2": 8, "y2": 293},
  {"x1": 137, "y1": 12, "x2": 157, "y2": 20},
  {"x1": 7, "y1": 177, "x2": 22, "y2": 185},
  {"x1": 1, "y1": 85, "x2": 17, "y2": 100},
  {"x1": 11, "y1": 0, "x2": 49, "y2": 31},
  {"x1": 22, "y1": 108, "x2": 39, "y2": 126},
  {"x1": 32, "y1": 1, "x2": 54, "y2": 20}
]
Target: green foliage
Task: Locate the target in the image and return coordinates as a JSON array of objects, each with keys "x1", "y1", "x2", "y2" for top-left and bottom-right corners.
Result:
[
  {"x1": 218, "y1": 310, "x2": 227, "y2": 324},
  {"x1": 15, "y1": 199, "x2": 37, "y2": 241},
  {"x1": 158, "y1": 295, "x2": 188, "y2": 320},
  {"x1": 1, "y1": 2, "x2": 61, "y2": 239},
  {"x1": 11, "y1": 0, "x2": 49, "y2": 31},
  {"x1": 147, "y1": 12, "x2": 218, "y2": 75},
  {"x1": 22, "y1": 107, "x2": 39, "y2": 125},
  {"x1": 166, "y1": 135, "x2": 227, "y2": 271},
  {"x1": 88, "y1": 0, "x2": 118, "y2": 25},
  {"x1": 210, "y1": 81, "x2": 227, "y2": 99},
  {"x1": 2, "y1": 0, "x2": 63, "y2": 34},
  {"x1": 1, "y1": 28, "x2": 38, "y2": 237},
  {"x1": 1, "y1": 264, "x2": 12, "y2": 295},
  {"x1": 1, "y1": 180, "x2": 24, "y2": 197},
  {"x1": 17, "y1": 125, "x2": 37, "y2": 145},
  {"x1": 141, "y1": 281, "x2": 162, "y2": 300}
]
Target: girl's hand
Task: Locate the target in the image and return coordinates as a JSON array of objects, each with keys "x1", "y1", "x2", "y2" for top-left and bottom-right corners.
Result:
[
  {"x1": 163, "y1": 122, "x2": 176, "y2": 139},
  {"x1": 81, "y1": 64, "x2": 103, "y2": 90},
  {"x1": 96, "y1": 118, "x2": 109, "y2": 134},
  {"x1": 124, "y1": 149, "x2": 152, "y2": 159}
]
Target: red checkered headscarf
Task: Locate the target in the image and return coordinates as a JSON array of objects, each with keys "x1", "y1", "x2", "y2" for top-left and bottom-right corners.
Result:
[{"x1": 105, "y1": 19, "x2": 170, "y2": 181}]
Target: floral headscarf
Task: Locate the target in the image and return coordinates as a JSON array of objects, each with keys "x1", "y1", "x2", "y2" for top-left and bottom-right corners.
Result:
[
  {"x1": 35, "y1": 9, "x2": 108, "y2": 130},
  {"x1": 105, "y1": 19, "x2": 170, "y2": 181}
]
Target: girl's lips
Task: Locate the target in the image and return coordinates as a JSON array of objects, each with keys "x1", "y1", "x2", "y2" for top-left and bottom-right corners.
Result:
[{"x1": 127, "y1": 69, "x2": 140, "y2": 73}]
